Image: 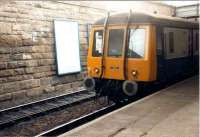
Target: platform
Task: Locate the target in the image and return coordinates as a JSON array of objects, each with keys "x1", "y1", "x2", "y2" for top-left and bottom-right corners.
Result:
[{"x1": 61, "y1": 76, "x2": 199, "y2": 137}]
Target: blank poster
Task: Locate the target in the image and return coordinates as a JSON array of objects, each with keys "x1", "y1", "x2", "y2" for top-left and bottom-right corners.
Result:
[{"x1": 54, "y1": 20, "x2": 81, "y2": 75}]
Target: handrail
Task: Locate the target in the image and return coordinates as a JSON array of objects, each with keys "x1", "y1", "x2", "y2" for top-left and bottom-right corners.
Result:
[
  {"x1": 123, "y1": 10, "x2": 132, "y2": 80},
  {"x1": 100, "y1": 12, "x2": 110, "y2": 78}
]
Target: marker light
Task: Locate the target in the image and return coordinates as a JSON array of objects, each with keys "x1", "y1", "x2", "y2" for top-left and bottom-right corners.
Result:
[
  {"x1": 94, "y1": 68, "x2": 100, "y2": 74},
  {"x1": 132, "y1": 70, "x2": 137, "y2": 76}
]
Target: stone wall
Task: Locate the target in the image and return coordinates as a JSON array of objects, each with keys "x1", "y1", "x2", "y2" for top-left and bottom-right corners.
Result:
[{"x1": 0, "y1": 1, "x2": 107, "y2": 101}]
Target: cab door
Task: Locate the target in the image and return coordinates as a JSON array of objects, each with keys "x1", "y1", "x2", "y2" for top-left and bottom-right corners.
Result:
[{"x1": 103, "y1": 26, "x2": 126, "y2": 80}]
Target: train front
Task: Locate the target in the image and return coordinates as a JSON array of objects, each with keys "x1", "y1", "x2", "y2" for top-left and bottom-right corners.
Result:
[{"x1": 83, "y1": 13, "x2": 157, "y2": 101}]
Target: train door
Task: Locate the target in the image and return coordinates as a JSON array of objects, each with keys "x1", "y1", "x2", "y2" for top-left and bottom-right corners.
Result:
[
  {"x1": 87, "y1": 27, "x2": 104, "y2": 78},
  {"x1": 193, "y1": 30, "x2": 199, "y2": 73},
  {"x1": 156, "y1": 26, "x2": 166, "y2": 82},
  {"x1": 103, "y1": 26, "x2": 126, "y2": 80}
]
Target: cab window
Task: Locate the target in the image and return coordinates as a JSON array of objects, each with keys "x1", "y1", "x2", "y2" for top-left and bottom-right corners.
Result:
[
  {"x1": 128, "y1": 29, "x2": 146, "y2": 58},
  {"x1": 108, "y1": 29, "x2": 124, "y2": 57},
  {"x1": 92, "y1": 30, "x2": 103, "y2": 57}
]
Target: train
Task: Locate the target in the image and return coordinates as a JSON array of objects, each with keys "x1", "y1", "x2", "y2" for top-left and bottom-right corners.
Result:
[{"x1": 83, "y1": 12, "x2": 199, "y2": 101}]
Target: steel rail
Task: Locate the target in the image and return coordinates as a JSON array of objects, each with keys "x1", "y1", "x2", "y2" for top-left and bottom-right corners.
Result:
[
  {"x1": 0, "y1": 88, "x2": 96, "y2": 130},
  {"x1": 35, "y1": 103, "x2": 118, "y2": 137}
]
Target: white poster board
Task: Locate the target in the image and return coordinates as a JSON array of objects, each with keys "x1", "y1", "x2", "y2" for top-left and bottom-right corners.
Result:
[{"x1": 54, "y1": 20, "x2": 81, "y2": 75}]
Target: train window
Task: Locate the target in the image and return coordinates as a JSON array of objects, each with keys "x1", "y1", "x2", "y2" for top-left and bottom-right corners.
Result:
[
  {"x1": 108, "y1": 29, "x2": 124, "y2": 57},
  {"x1": 196, "y1": 33, "x2": 199, "y2": 51},
  {"x1": 128, "y1": 29, "x2": 145, "y2": 58},
  {"x1": 169, "y1": 32, "x2": 174, "y2": 53},
  {"x1": 92, "y1": 30, "x2": 103, "y2": 57}
]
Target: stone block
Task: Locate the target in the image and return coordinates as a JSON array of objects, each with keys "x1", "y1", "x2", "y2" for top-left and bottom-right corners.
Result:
[
  {"x1": 36, "y1": 37, "x2": 54, "y2": 45},
  {"x1": 0, "y1": 62, "x2": 7, "y2": 69},
  {"x1": 40, "y1": 77, "x2": 52, "y2": 86},
  {"x1": 12, "y1": 23, "x2": 32, "y2": 32},
  {"x1": 13, "y1": 68, "x2": 25, "y2": 75},
  {"x1": 38, "y1": 59, "x2": 55, "y2": 66},
  {"x1": 33, "y1": 71, "x2": 55, "y2": 78},
  {"x1": 0, "y1": 77, "x2": 7, "y2": 83},
  {"x1": 0, "y1": 34, "x2": 22, "y2": 46},
  {"x1": 0, "y1": 47, "x2": 11, "y2": 54},
  {"x1": 7, "y1": 61, "x2": 26, "y2": 68},
  {"x1": 0, "y1": 22, "x2": 12, "y2": 34},
  {"x1": 31, "y1": 46, "x2": 53, "y2": 53},
  {"x1": 1, "y1": 79, "x2": 40, "y2": 93},
  {"x1": 25, "y1": 60, "x2": 38, "y2": 67},
  {"x1": 7, "y1": 75, "x2": 33, "y2": 82},
  {"x1": 12, "y1": 90, "x2": 26, "y2": 100},
  {"x1": 25, "y1": 67, "x2": 35, "y2": 74},
  {"x1": 23, "y1": 38, "x2": 34, "y2": 46},
  {"x1": 22, "y1": 53, "x2": 32, "y2": 59},
  {"x1": 43, "y1": 85, "x2": 55, "y2": 93},
  {"x1": 7, "y1": 60, "x2": 36, "y2": 69},
  {"x1": 26, "y1": 87, "x2": 44, "y2": 97},
  {"x1": 71, "y1": 81, "x2": 83, "y2": 89},
  {"x1": 55, "y1": 83, "x2": 71, "y2": 92},
  {"x1": 12, "y1": 46, "x2": 33, "y2": 54},
  {"x1": 0, "y1": 93, "x2": 12, "y2": 102},
  {"x1": 31, "y1": 53, "x2": 54, "y2": 59},
  {"x1": 0, "y1": 54, "x2": 10, "y2": 62},
  {"x1": 19, "y1": 79, "x2": 40, "y2": 90},
  {"x1": 0, "y1": 69, "x2": 15, "y2": 77}
]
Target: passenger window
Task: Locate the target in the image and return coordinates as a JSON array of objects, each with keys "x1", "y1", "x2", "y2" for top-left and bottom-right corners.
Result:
[
  {"x1": 196, "y1": 33, "x2": 199, "y2": 51},
  {"x1": 128, "y1": 29, "x2": 145, "y2": 58},
  {"x1": 92, "y1": 30, "x2": 103, "y2": 57},
  {"x1": 108, "y1": 29, "x2": 124, "y2": 57},
  {"x1": 169, "y1": 32, "x2": 174, "y2": 53}
]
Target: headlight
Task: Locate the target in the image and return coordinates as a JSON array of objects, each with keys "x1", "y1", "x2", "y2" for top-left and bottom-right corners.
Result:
[
  {"x1": 94, "y1": 68, "x2": 100, "y2": 74},
  {"x1": 132, "y1": 70, "x2": 137, "y2": 76}
]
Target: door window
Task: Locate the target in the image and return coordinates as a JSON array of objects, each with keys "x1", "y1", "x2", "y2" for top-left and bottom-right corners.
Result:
[{"x1": 108, "y1": 29, "x2": 124, "y2": 57}]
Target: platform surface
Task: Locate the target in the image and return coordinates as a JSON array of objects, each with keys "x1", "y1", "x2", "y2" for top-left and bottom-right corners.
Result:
[{"x1": 61, "y1": 76, "x2": 199, "y2": 137}]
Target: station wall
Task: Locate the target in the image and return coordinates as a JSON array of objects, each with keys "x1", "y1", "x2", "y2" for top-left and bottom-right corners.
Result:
[
  {"x1": 0, "y1": 1, "x2": 175, "y2": 101},
  {"x1": 0, "y1": 1, "x2": 108, "y2": 101}
]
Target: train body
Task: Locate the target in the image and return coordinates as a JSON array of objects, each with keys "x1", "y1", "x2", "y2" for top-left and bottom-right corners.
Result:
[{"x1": 84, "y1": 12, "x2": 199, "y2": 101}]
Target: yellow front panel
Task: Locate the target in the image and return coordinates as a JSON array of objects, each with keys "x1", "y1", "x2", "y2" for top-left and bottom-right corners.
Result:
[
  {"x1": 87, "y1": 24, "x2": 157, "y2": 82},
  {"x1": 103, "y1": 58, "x2": 124, "y2": 80}
]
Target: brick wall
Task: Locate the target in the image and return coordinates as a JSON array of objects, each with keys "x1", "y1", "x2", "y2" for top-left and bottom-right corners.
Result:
[{"x1": 0, "y1": 1, "x2": 107, "y2": 101}]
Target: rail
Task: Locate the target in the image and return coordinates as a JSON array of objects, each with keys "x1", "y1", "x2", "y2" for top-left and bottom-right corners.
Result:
[{"x1": 0, "y1": 89, "x2": 95, "y2": 130}]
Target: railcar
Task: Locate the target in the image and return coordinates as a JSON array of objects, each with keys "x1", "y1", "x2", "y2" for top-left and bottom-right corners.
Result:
[{"x1": 83, "y1": 12, "x2": 199, "y2": 101}]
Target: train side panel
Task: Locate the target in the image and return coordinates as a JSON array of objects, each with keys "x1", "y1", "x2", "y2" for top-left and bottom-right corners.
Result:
[{"x1": 162, "y1": 27, "x2": 193, "y2": 80}]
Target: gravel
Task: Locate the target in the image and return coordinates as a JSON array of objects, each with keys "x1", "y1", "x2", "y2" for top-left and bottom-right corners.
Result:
[{"x1": 0, "y1": 97, "x2": 113, "y2": 136}]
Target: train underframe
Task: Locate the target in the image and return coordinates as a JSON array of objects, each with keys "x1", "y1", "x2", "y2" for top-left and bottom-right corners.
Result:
[
  {"x1": 83, "y1": 77, "x2": 157, "y2": 103},
  {"x1": 83, "y1": 70, "x2": 196, "y2": 103}
]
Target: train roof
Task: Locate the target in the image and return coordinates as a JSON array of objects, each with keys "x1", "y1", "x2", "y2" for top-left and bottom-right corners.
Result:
[{"x1": 94, "y1": 12, "x2": 199, "y2": 29}]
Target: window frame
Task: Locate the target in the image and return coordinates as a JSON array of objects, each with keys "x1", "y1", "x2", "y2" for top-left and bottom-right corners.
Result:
[
  {"x1": 92, "y1": 29, "x2": 104, "y2": 57},
  {"x1": 91, "y1": 27, "x2": 104, "y2": 57},
  {"x1": 127, "y1": 28, "x2": 147, "y2": 59},
  {"x1": 169, "y1": 32, "x2": 174, "y2": 53},
  {"x1": 127, "y1": 26, "x2": 148, "y2": 59},
  {"x1": 195, "y1": 32, "x2": 199, "y2": 51},
  {"x1": 106, "y1": 27, "x2": 126, "y2": 57}
]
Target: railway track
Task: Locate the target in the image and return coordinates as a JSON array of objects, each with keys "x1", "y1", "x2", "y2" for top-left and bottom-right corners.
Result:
[
  {"x1": 0, "y1": 89, "x2": 95, "y2": 130},
  {"x1": 35, "y1": 103, "x2": 118, "y2": 137}
]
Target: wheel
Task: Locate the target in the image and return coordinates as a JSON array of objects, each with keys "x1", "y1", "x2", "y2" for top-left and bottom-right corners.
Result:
[
  {"x1": 122, "y1": 80, "x2": 138, "y2": 97},
  {"x1": 83, "y1": 77, "x2": 95, "y2": 91}
]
